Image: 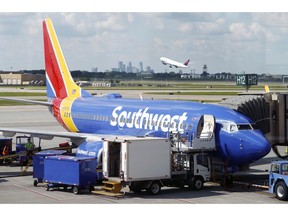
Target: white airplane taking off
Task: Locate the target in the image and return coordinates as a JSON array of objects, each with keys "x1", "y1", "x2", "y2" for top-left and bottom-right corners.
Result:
[{"x1": 160, "y1": 57, "x2": 190, "y2": 68}]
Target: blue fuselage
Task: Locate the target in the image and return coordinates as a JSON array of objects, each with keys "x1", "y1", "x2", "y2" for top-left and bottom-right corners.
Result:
[{"x1": 53, "y1": 94, "x2": 271, "y2": 166}]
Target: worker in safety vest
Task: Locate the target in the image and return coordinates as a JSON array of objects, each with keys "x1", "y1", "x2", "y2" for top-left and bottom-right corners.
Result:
[
  {"x1": 25, "y1": 138, "x2": 35, "y2": 150},
  {"x1": 2, "y1": 146, "x2": 8, "y2": 155}
]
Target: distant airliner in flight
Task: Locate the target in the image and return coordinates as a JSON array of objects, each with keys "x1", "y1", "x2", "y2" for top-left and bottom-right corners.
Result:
[
  {"x1": 160, "y1": 57, "x2": 190, "y2": 68},
  {"x1": 0, "y1": 18, "x2": 271, "y2": 173}
]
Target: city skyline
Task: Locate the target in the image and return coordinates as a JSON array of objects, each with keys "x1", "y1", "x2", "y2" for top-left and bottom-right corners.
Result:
[{"x1": 2, "y1": 12, "x2": 288, "y2": 75}]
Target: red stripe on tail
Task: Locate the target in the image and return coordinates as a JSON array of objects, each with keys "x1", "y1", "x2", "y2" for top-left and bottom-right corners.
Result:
[{"x1": 43, "y1": 20, "x2": 68, "y2": 99}]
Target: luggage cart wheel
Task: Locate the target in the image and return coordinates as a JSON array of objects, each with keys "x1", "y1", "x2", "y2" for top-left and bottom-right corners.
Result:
[
  {"x1": 88, "y1": 185, "x2": 94, "y2": 192},
  {"x1": 73, "y1": 186, "x2": 79, "y2": 195},
  {"x1": 33, "y1": 180, "x2": 38, "y2": 187},
  {"x1": 45, "y1": 184, "x2": 50, "y2": 191}
]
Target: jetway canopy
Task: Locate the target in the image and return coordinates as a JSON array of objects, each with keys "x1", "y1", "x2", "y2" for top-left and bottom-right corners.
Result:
[
  {"x1": 220, "y1": 93, "x2": 288, "y2": 159},
  {"x1": 220, "y1": 95, "x2": 270, "y2": 134}
]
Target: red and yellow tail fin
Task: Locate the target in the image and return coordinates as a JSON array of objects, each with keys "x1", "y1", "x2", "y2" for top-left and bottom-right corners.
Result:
[{"x1": 43, "y1": 18, "x2": 88, "y2": 99}]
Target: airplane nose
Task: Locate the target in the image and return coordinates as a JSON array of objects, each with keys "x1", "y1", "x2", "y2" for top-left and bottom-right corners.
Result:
[
  {"x1": 249, "y1": 131, "x2": 271, "y2": 160},
  {"x1": 225, "y1": 130, "x2": 271, "y2": 165},
  {"x1": 239, "y1": 130, "x2": 271, "y2": 164}
]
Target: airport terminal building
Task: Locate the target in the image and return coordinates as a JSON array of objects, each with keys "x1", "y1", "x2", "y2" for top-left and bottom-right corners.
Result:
[{"x1": 0, "y1": 71, "x2": 45, "y2": 85}]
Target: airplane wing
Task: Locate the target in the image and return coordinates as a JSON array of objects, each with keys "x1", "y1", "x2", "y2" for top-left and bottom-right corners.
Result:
[
  {"x1": 0, "y1": 97, "x2": 52, "y2": 106},
  {"x1": 0, "y1": 127, "x2": 138, "y2": 146},
  {"x1": 0, "y1": 127, "x2": 101, "y2": 145}
]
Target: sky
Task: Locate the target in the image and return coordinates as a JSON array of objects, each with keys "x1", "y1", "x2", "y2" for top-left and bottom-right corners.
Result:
[{"x1": 1, "y1": 2, "x2": 288, "y2": 75}]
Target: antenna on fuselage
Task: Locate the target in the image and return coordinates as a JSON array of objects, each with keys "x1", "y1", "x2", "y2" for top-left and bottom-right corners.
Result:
[{"x1": 139, "y1": 94, "x2": 143, "y2": 101}]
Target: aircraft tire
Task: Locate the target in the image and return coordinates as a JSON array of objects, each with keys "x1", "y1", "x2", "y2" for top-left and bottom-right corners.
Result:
[{"x1": 275, "y1": 181, "x2": 288, "y2": 201}]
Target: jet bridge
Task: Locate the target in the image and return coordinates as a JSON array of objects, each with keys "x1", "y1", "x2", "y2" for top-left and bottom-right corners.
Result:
[{"x1": 220, "y1": 92, "x2": 288, "y2": 159}]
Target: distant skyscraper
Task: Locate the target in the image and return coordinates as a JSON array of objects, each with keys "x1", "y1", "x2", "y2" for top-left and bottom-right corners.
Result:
[
  {"x1": 118, "y1": 61, "x2": 123, "y2": 72},
  {"x1": 146, "y1": 66, "x2": 151, "y2": 73},
  {"x1": 91, "y1": 67, "x2": 98, "y2": 72},
  {"x1": 122, "y1": 64, "x2": 126, "y2": 72},
  {"x1": 127, "y1": 62, "x2": 132, "y2": 73},
  {"x1": 139, "y1": 61, "x2": 143, "y2": 72}
]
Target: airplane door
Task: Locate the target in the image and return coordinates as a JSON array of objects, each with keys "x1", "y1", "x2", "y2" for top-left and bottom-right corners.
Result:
[
  {"x1": 192, "y1": 115, "x2": 216, "y2": 150},
  {"x1": 196, "y1": 115, "x2": 215, "y2": 139}
]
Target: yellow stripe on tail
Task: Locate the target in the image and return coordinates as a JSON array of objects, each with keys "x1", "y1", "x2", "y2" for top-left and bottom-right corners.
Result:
[{"x1": 60, "y1": 98, "x2": 78, "y2": 132}]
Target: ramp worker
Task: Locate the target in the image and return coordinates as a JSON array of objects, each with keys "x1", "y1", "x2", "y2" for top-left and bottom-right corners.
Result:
[
  {"x1": 2, "y1": 145, "x2": 8, "y2": 155},
  {"x1": 25, "y1": 138, "x2": 35, "y2": 150}
]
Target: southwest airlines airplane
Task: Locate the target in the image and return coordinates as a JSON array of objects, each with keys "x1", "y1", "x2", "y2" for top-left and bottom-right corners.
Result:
[
  {"x1": 0, "y1": 18, "x2": 271, "y2": 170},
  {"x1": 160, "y1": 57, "x2": 190, "y2": 68}
]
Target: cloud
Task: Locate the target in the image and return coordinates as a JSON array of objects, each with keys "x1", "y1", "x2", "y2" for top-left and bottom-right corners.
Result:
[
  {"x1": 229, "y1": 22, "x2": 265, "y2": 41},
  {"x1": 0, "y1": 12, "x2": 288, "y2": 74},
  {"x1": 254, "y1": 13, "x2": 288, "y2": 27}
]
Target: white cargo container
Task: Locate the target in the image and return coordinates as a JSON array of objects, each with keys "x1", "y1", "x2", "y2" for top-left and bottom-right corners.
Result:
[{"x1": 103, "y1": 137, "x2": 171, "y2": 181}]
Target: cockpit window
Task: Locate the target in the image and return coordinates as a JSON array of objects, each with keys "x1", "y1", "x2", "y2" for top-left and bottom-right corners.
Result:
[
  {"x1": 251, "y1": 123, "x2": 258, "y2": 130},
  {"x1": 221, "y1": 121, "x2": 255, "y2": 133},
  {"x1": 221, "y1": 121, "x2": 238, "y2": 133},
  {"x1": 237, "y1": 124, "x2": 252, "y2": 130}
]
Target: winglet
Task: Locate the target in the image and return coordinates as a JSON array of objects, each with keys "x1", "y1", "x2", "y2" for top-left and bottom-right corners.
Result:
[{"x1": 43, "y1": 18, "x2": 89, "y2": 99}]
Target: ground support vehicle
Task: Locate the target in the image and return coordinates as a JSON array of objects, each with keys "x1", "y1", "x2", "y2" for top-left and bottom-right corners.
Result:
[
  {"x1": 269, "y1": 160, "x2": 288, "y2": 200},
  {"x1": 0, "y1": 136, "x2": 39, "y2": 165},
  {"x1": 43, "y1": 155, "x2": 98, "y2": 194},
  {"x1": 0, "y1": 138, "x2": 13, "y2": 164},
  {"x1": 15, "y1": 136, "x2": 40, "y2": 165},
  {"x1": 0, "y1": 135, "x2": 74, "y2": 167},
  {"x1": 32, "y1": 150, "x2": 67, "y2": 186},
  {"x1": 102, "y1": 133, "x2": 215, "y2": 195}
]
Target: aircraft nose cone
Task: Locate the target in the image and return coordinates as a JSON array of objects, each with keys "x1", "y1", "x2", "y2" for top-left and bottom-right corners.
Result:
[
  {"x1": 224, "y1": 130, "x2": 271, "y2": 165},
  {"x1": 242, "y1": 130, "x2": 271, "y2": 163}
]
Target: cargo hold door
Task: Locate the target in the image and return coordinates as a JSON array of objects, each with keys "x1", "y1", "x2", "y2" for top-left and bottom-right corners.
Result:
[
  {"x1": 103, "y1": 140, "x2": 109, "y2": 178},
  {"x1": 120, "y1": 141, "x2": 128, "y2": 181}
]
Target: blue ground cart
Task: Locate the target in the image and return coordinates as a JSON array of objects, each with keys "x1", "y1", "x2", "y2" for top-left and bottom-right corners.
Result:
[
  {"x1": 43, "y1": 155, "x2": 97, "y2": 194},
  {"x1": 32, "y1": 150, "x2": 66, "y2": 186}
]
